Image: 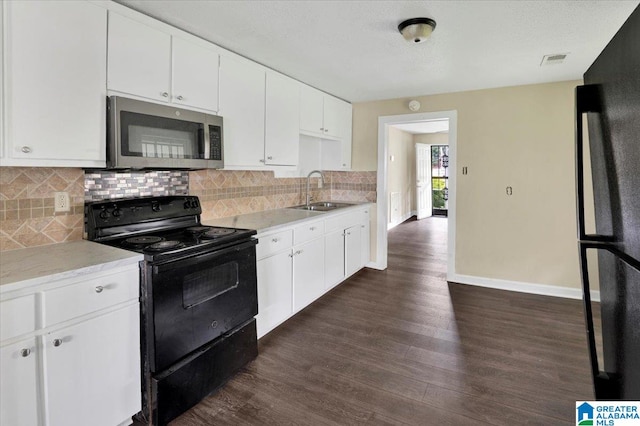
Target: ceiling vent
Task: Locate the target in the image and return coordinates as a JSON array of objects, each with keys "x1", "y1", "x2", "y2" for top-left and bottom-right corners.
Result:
[{"x1": 540, "y1": 53, "x2": 568, "y2": 66}]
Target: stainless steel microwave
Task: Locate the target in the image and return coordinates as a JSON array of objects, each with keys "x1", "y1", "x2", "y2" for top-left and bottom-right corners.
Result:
[{"x1": 107, "y1": 96, "x2": 223, "y2": 170}]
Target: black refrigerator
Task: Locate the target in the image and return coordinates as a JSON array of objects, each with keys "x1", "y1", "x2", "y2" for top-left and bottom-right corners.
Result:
[{"x1": 576, "y1": 4, "x2": 640, "y2": 400}]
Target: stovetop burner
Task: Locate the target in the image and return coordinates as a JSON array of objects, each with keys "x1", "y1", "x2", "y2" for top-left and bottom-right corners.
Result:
[
  {"x1": 123, "y1": 236, "x2": 164, "y2": 248},
  {"x1": 202, "y1": 228, "x2": 236, "y2": 239},
  {"x1": 145, "y1": 240, "x2": 185, "y2": 252}
]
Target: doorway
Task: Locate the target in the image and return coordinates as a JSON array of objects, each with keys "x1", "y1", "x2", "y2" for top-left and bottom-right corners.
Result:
[
  {"x1": 375, "y1": 110, "x2": 457, "y2": 279},
  {"x1": 431, "y1": 145, "x2": 449, "y2": 217}
]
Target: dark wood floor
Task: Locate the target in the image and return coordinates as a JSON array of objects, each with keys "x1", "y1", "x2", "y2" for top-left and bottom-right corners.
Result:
[{"x1": 170, "y1": 216, "x2": 596, "y2": 425}]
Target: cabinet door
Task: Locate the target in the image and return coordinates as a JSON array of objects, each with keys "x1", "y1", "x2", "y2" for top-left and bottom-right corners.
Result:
[
  {"x1": 108, "y1": 12, "x2": 171, "y2": 102},
  {"x1": 322, "y1": 95, "x2": 343, "y2": 139},
  {"x1": 44, "y1": 304, "x2": 141, "y2": 426},
  {"x1": 293, "y1": 238, "x2": 325, "y2": 312},
  {"x1": 339, "y1": 102, "x2": 353, "y2": 169},
  {"x1": 172, "y1": 37, "x2": 219, "y2": 112},
  {"x1": 256, "y1": 250, "x2": 293, "y2": 338},
  {"x1": 360, "y1": 209, "x2": 371, "y2": 268},
  {"x1": 219, "y1": 55, "x2": 265, "y2": 167},
  {"x1": 265, "y1": 72, "x2": 299, "y2": 166},
  {"x1": 345, "y1": 224, "x2": 362, "y2": 277},
  {"x1": 0, "y1": 338, "x2": 39, "y2": 426},
  {"x1": 5, "y1": 1, "x2": 106, "y2": 166},
  {"x1": 324, "y1": 229, "x2": 345, "y2": 289},
  {"x1": 299, "y1": 85, "x2": 324, "y2": 136}
]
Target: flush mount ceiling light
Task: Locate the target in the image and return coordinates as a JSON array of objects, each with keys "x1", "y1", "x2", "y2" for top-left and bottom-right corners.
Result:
[{"x1": 398, "y1": 17, "x2": 437, "y2": 44}]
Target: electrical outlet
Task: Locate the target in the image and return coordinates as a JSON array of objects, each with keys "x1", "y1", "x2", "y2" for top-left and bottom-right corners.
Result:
[{"x1": 54, "y1": 192, "x2": 70, "y2": 212}]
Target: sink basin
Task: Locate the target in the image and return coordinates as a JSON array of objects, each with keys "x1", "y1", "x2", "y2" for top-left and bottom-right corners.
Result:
[{"x1": 289, "y1": 201, "x2": 355, "y2": 212}]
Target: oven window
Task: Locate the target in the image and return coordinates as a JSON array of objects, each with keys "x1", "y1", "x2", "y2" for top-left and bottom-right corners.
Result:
[
  {"x1": 121, "y1": 111, "x2": 204, "y2": 159},
  {"x1": 182, "y1": 262, "x2": 239, "y2": 308}
]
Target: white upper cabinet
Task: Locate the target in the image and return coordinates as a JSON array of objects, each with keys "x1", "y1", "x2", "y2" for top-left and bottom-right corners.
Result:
[
  {"x1": 322, "y1": 95, "x2": 343, "y2": 139},
  {"x1": 299, "y1": 85, "x2": 325, "y2": 136},
  {"x1": 172, "y1": 37, "x2": 219, "y2": 111},
  {"x1": 3, "y1": 1, "x2": 107, "y2": 167},
  {"x1": 107, "y1": 12, "x2": 171, "y2": 103},
  {"x1": 265, "y1": 71, "x2": 300, "y2": 166},
  {"x1": 219, "y1": 55, "x2": 266, "y2": 167},
  {"x1": 108, "y1": 12, "x2": 220, "y2": 112}
]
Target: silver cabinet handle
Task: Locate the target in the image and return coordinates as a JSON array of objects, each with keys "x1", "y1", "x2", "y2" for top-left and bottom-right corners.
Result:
[
  {"x1": 320, "y1": 128, "x2": 324, "y2": 131},
  {"x1": 267, "y1": 156, "x2": 273, "y2": 160},
  {"x1": 176, "y1": 95, "x2": 184, "y2": 101},
  {"x1": 95, "y1": 285, "x2": 104, "y2": 293},
  {"x1": 324, "y1": 129, "x2": 329, "y2": 133},
  {"x1": 346, "y1": 232, "x2": 351, "y2": 235},
  {"x1": 21, "y1": 146, "x2": 32, "y2": 153},
  {"x1": 272, "y1": 238, "x2": 280, "y2": 243},
  {"x1": 259, "y1": 159, "x2": 265, "y2": 163},
  {"x1": 342, "y1": 163, "x2": 346, "y2": 167},
  {"x1": 162, "y1": 92, "x2": 169, "y2": 97},
  {"x1": 53, "y1": 339, "x2": 63, "y2": 347},
  {"x1": 296, "y1": 250, "x2": 303, "y2": 255},
  {"x1": 361, "y1": 225, "x2": 365, "y2": 228},
  {"x1": 21, "y1": 348, "x2": 31, "y2": 357},
  {"x1": 288, "y1": 252, "x2": 294, "y2": 258},
  {"x1": 310, "y1": 227, "x2": 316, "y2": 231}
]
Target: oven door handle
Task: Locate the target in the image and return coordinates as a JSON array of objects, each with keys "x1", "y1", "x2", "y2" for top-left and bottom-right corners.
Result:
[{"x1": 152, "y1": 239, "x2": 257, "y2": 273}]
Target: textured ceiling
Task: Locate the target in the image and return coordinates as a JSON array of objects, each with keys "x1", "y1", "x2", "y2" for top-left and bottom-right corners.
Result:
[{"x1": 116, "y1": 0, "x2": 639, "y2": 102}]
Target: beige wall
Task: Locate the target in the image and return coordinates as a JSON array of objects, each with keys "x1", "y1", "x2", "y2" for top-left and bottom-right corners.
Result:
[
  {"x1": 414, "y1": 132, "x2": 449, "y2": 146},
  {"x1": 387, "y1": 127, "x2": 415, "y2": 223},
  {"x1": 353, "y1": 80, "x2": 591, "y2": 290}
]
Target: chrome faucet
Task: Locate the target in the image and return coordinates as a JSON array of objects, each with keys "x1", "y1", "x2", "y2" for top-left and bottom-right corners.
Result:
[{"x1": 306, "y1": 170, "x2": 325, "y2": 207}]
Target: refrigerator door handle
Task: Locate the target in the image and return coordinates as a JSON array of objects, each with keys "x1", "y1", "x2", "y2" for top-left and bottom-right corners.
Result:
[
  {"x1": 579, "y1": 241, "x2": 640, "y2": 399},
  {"x1": 575, "y1": 84, "x2": 615, "y2": 243}
]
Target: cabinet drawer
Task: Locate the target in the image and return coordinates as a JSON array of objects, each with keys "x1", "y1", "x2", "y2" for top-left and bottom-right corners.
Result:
[
  {"x1": 293, "y1": 220, "x2": 325, "y2": 245},
  {"x1": 256, "y1": 229, "x2": 293, "y2": 260},
  {"x1": 324, "y1": 210, "x2": 361, "y2": 232},
  {"x1": 0, "y1": 295, "x2": 36, "y2": 341},
  {"x1": 43, "y1": 268, "x2": 139, "y2": 327}
]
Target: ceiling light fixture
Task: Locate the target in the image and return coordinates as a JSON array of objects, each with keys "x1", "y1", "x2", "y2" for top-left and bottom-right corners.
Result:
[{"x1": 398, "y1": 17, "x2": 437, "y2": 44}]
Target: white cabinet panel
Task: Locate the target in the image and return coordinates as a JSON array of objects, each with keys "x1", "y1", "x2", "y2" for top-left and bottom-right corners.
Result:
[
  {"x1": 265, "y1": 72, "x2": 299, "y2": 166},
  {"x1": 5, "y1": 1, "x2": 106, "y2": 166},
  {"x1": 324, "y1": 229, "x2": 345, "y2": 289},
  {"x1": 219, "y1": 56, "x2": 265, "y2": 167},
  {"x1": 293, "y1": 238, "x2": 325, "y2": 313},
  {"x1": 345, "y1": 224, "x2": 362, "y2": 277},
  {"x1": 44, "y1": 303, "x2": 141, "y2": 426},
  {"x1": 172, "y1": 37, "x2": 219, "y2": 112},
  {"x1": 256, "y1": 250, "x2": 293, "y2": 338},
  {"x1": 322, "y1": 95, "x2": 342, "y2": 139},
  {"x1": 107, "y1": 12, "x2": 171, "y2": 102},
  {"x1": 361, "y1": 208, "x2": 371, "y2": 267},
  {"x1": 0, "y1": 294, "x2": 35, "y2": 341},
  {"x1": 299, "y1": 85, "x2": 324, "y2": 136},
  {"x1": 0, "y1": 337, "x2": 39, "y2": 426}
]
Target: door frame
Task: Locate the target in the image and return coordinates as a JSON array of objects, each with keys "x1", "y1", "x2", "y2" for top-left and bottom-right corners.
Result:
[
  {"x1": 375, "y1": 110, "x2": 458, "y2": 281},
  {"x1": 415, "y1": 142, "x2": 433, "y2": 220}
]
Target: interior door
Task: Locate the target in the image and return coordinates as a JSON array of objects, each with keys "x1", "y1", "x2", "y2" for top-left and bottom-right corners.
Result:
[{"x1": 415, "y1": 143, "x2": 432, "y2": 219}]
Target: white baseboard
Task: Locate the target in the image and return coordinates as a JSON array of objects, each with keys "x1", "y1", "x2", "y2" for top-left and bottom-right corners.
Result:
[
  {"x1": 365, "y1": 261, "x2": 385, "y2": 270},
  {"x1": 387, "y1": 211, "x2": 415, "y2": 230},
  {"x1": 448, "y1": 273, "x2": 600, "y2": 302}
]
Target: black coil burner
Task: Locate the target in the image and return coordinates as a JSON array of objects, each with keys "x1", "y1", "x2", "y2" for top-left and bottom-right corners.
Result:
[
  {"x1": 145, "y1": 240, "x2": 185, "y2": 252},
  {"x1": 202, "y1": 228, "x2": 236, "y2": 239},
  {"x1": 123, "y1": 236, "x2": 163, "y2": 249},
  {"x1": 185, "y1": 226, "x2": 213, "y2": 234}
]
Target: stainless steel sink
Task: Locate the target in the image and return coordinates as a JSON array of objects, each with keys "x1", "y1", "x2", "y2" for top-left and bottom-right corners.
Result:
[{"x1": 289, "y1": 201, "x2": 355, "y2": 211}]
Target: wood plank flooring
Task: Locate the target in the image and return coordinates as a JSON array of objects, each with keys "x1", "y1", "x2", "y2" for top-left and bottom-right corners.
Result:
[{"x1": 170, "y1": 216, "x2": 596, "y2": 425}]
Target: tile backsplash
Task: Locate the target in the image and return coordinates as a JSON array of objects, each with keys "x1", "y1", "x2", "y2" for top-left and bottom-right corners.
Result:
[{"x1": 1, "y1": 167, "x2": 375, "y2": 252}]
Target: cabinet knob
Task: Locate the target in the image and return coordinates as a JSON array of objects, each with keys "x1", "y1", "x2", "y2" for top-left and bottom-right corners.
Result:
[
  {"x1": 259, "y1": 159, "x2": 265, "y2": 163},
  {"x1": 176, "y1": 95, "x2": 184, "y2": 101},
  {"x1": 346, "y1": 232, "x2": 351, "y2": 235},
  {"x1": 161, "y1": 92, "x2": 169, "y2": 98},
  {"x1": 21, "y1": 348, "x2": 31, "y2": 357},
  {"x1": 21, "y1": 146, "x2": 32, "y2": 153},
  {"x1": 53, "y1": 339, "x2": 63, "y2": 347},
  {"x1": 95, "y1": 285, "x2": 104, "y2": 293},
  {"x1": 324, "y1": 129, "x2": 329, "y2": 133},
  {"x1": 296, "y1": 249, "x2": 303, "y2": 255},
  {"x1": 342, "y1": 163, "x2": 346, "y2": 167},
  {"x1": 289, "y1": 252, "x2": 294, "y2": 258},
  {"x1": 267, "y1": 156, "x2": 273, "y2": 160},
  {"x1": 310, "y1": 227, "x2": 316, "y2": 231},
  {"x1": 320, "y1": 128, "x2": 324, "y2": 131},
  {"x1": 272, "y1": 238, "x2": 280, "y2": 243}
]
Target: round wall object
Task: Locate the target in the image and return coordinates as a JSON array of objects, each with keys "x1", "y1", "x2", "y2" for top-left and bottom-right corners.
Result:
[{"x1": 408, "y1": 100, "x2": 421, "y2": 111}]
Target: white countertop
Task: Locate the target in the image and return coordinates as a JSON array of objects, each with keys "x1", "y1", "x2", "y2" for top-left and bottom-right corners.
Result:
[
  {"x1": 0, "y1": 240, "x2": 143, "y2": 293},
  {"x1": 204, "y1": 203, "x2": 371, "y2": 235}
]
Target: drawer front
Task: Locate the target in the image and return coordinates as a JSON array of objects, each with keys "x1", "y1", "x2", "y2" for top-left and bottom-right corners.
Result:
[
  {"x1": 256, "y1": 229, "x2": 293, "y2": 260},
  {"x1": 0, "y1": 295, "x2": 36, "y2": 341},
  {"x1": 324, "y1": 210, "x2": 361, "y2": 232},
  {"x1": 43, "y1": 268, "x2": 139, "y2": 327},
  {"x1": 294, "y1": 220, "x2": 325, "y2": 245}
]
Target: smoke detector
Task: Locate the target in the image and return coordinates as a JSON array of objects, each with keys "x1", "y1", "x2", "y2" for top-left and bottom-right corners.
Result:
[{"x1": 540, "y1": 53, "x2": 569, "y2": 66}]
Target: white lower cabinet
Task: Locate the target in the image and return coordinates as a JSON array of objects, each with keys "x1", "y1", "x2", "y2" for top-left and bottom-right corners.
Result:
[
  {"x1": 0, "y1": 337, "x2": 39, "y2": 426},
  {"x1": 44, "y1": 303, "x2": 141, "y2": 426},
  {"x1": 292, "y1": 238, "x2": 325, "y2": 313},
  {"x1": 256, "y1": 205, "x2": 370, "y2": 338},
  {"x1": 256, "y1": 250, "x2": 293, "y2": 339},
  {"x1": 0, "y1": 265, "x2": 141, "y2": 426}
]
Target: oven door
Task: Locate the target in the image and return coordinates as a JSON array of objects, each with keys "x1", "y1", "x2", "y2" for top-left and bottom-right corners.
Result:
[{"x1": 145, "y1": 239, "x2": 257, "y2": 372}]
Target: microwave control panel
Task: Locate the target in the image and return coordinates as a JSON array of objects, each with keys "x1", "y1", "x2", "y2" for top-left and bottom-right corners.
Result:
[{"x1": 209, "y1": 125, "x2": 222, "y2": 161}]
